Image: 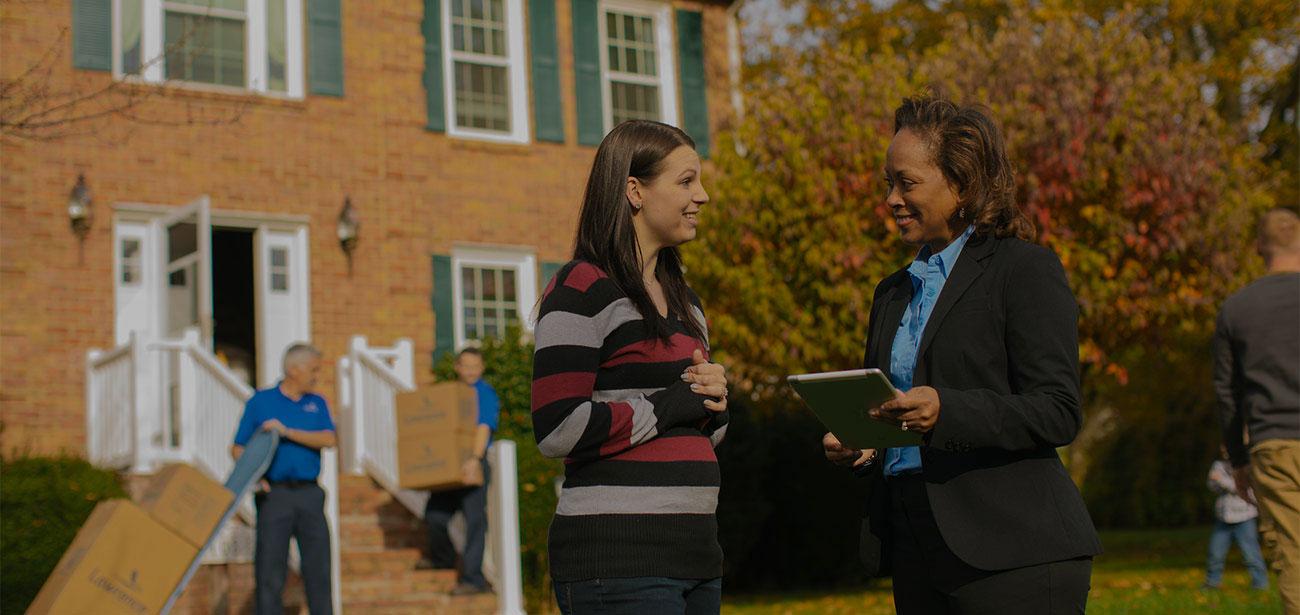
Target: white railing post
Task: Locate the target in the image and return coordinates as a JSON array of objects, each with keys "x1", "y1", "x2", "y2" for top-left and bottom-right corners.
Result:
[
  {"x1": 337, "y1": 356, "x2": 360, "y2": 474},
  {"x1": 393, "y1": 338, "x2": 414, "y2": 388},
  {"x1": 177, "y1": 328, "x2": 202, "y2": 465},
  {"x1": 129, "y1": 331, "x2": 144, "y2": 467},
  {"x1": 489, "y1": 440, "x2": 526, "y2": 615},
  {"x1": 320, "y1": 446, "x2": 342, "y2": 615},
  {"x1": 348, "y1": 335, "x2": 368, "y2": 474},
  {"x1": 86, "y1": 348, "x2": 103, "y2": 466}
]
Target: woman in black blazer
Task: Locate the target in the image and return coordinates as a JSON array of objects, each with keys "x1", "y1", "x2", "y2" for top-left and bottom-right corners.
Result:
[{"x1": 823, "y1": 95, "x2": 1102, "y2": 614}]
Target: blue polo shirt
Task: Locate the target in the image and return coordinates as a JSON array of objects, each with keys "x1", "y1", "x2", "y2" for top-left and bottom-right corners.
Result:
[
  {"x1": 884, "y1": 225, "x2": 974, "y2": 477},
  {"x1": 472, "y1": 379, "x2": 500, "y2": 446},
  {"x1": 233, "y1": 384, "x2": 335, "y2": 482}
]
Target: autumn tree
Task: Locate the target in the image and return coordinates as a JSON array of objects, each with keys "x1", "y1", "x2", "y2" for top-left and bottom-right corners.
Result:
[{"x1": 688, "y1": 7, "x2": 1272, "y2": 404}]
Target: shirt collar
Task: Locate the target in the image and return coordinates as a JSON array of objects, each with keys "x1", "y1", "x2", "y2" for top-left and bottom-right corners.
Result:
[{"x1": 909, "y1": 225, "x2": 975, "y2": 280}]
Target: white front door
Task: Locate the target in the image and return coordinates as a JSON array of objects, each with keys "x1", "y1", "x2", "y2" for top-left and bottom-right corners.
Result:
[
  {"x1": 159, "y1": 196, "x2": 214, "y2": 348},
  {"x1": 254, "y1": 226, "x2": 311, "y2": 388}
]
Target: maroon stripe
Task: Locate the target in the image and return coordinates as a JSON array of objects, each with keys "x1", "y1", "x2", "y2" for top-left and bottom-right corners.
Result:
[
  {"x1": 564, "y1": 263, "x2": 607, "y2": 293},
  {"x1": 532, "y1": 371, "x2": 597, "y2": 411},
  {"x1": 602, "y1": 334, "x2": 705, "y2": 368},
  {"x1": 598, "y1": 402, "x2": 635, "y2": 456},
  {"x1": 605, "y1": 434, "x2": 718, "y2": 462}
]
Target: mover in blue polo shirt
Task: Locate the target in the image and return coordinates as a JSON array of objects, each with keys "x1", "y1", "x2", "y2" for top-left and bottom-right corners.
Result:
[
  {"x1": 231, "y1": 344, "x2": 337, "y2": 615},
  {"x1": 418, "y1": 347, "x2": 500, "y2": 595}
]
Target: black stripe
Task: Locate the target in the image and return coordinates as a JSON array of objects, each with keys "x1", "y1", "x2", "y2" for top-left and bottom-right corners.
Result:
[
  {"x1": 548, "y1": 513, "x2": 722, "y2": 582},
  {"x1": 561, "y1": 459, "x2": 720, "y2": 488}
]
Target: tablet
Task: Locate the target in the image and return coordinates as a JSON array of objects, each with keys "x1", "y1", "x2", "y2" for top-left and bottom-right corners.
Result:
[{"x1": 787, "y1": 369, "x2": 923, "y2": 450}]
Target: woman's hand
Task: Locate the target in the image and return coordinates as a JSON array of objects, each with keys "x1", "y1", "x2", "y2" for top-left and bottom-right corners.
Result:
[
  {"x1": 824, "y1": 432, "x2": 873, "y2": 468},
  {"x1": 682, "y1": 349, "x2": 728, "y2": 413},
  {"x1": 871, "y1": 386, "x2": 940, "y2": 433}
]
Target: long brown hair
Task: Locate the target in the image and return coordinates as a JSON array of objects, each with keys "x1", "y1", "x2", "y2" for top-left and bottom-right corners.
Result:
[
  {"x1": 572, "y1": 120, "x2": 706, "y2": 343},
  {"x1": 894, "y1": 94, "x2": 1035, "y2": 241}
]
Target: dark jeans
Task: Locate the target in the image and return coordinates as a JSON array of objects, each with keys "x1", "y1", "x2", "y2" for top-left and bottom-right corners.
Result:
[
  {"x1": 254, "y1": 482, "x2": 333, "y2": 615},
  {"x1": 425, "y1": 459, "x2": 490, "y2": 588},
  {"x1": 1206, "y1": 517, "x2": 1270, "y2": 589},
  {"x1": 888, "y1": 475, "x2": 1091, "y2": 615},
  {"x1": 554, "y1": 577, "x2": 722, "y2": 615}
]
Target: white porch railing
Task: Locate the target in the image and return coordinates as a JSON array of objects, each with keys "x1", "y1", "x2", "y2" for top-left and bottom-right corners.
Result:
[
  {"x1": 85, "y1": 327, "x2": 343, "y2": 614},
  {"x1": 338, "y1": 336, "x2": 525, "y2": 614}
]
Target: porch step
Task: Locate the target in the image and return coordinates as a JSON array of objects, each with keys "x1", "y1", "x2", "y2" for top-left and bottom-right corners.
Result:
[{"x1": 344, "y1": 592, "x2": 497, "y2": 615}]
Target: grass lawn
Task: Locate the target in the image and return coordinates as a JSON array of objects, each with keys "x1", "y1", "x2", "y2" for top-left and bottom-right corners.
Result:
[{"x1": 722, "y1": 527, "x2": 1283, "y2": 614}]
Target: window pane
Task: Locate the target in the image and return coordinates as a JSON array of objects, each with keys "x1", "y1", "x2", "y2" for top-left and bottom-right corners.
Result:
[
  {"x1": 490, "y1": 0, "x2": 503, "y2": 22},
  {"x1": 452, "y1": 0, "x2": 464, "y2": 17},
  {"x1": 470, "y1": 0, "x2": 484, "y2": 19},
  {"x1": 165, "y1": 12, "x2": 246, "y2": 88},
  {"x1": 504, "y1": 308, "x2": 517, "y2": 323},
  {"x1": 462, "y1": 266, "x2": 477, "y2": 299},
  {"x1": 271, "y1": 273, "x2": 288, "y2": 291},
  {"x1": 167, "y1": 222, "x2": 197, "y2": 262},
  {"x1": 625, "y1": 47, "x2": 637, "y2": 74},
  {"x1": 453, "y1": 24, "x2": 466, "y2": 52},
  {"x1": 453, "y1": 61, "x2": 510, "y2": 132},
  {"x1": 610, "y1": 81, "x2": 660, "y2": 125},
  {"x1": 483, "y1": 307, "x2": 498, "y2": 338},
  {"x1": 169, "y1": 269, "x2": 188, "y2": 287},
  {"x1": 471, "y1": 26, "x2": 485, "y2": 54},
  {"x1": 122, "y1": 239, "x2": 140, "y2": 260},
  {"x1": 502, "y1": 269, "x2": 516, "y2": 301},
  {"x1": 266, "y1": 0, "x2": 287, "y2": 91},
  {"x1": 270, "y1": 247, "x2": 287, "y2": 267},
  {"x1": 172, "y1": 0, "x2": 245, "y2": 10},
  {"x1": 121, "y1": 0, "x2": 143, "y2": 74},
  {"x1": 481, "y1": 268, "x2": 497, "y2": 301}
]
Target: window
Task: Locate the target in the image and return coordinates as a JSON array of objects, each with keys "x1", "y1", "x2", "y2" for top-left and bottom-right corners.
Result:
[
  {"x1": 114, "y1": 0, "x2": 305, "y2": 97},
  {"x1": 120, "y1": 239, "x2": 142, "y2": 284},
  {"x1": 269, "y1": 247, "x2": 288, "y2": 292},
  {"x1": 443, "y1": 0, "x2": 529, "y2": 143},
  {"x1": 598, "y1": 0, "x2": 677, "y2": 132},
  {"x1": 451, "y1": 248, "x2": 537, "y2": 348}
]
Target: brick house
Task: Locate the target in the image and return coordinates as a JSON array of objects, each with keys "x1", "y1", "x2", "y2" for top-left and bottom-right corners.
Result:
[{"x1": 1, "y1": 0, "x2": 743, "y2": 612}]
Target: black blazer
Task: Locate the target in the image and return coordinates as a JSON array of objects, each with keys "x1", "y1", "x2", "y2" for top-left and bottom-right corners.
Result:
[{"x1": 858, "y1": 232, "x2": 1102, "y2": 575}]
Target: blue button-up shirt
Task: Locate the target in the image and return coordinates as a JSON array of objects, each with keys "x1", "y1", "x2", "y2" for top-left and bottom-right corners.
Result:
[{"x1": 883, "y1": 226, "x2": 974, "y2": 476}]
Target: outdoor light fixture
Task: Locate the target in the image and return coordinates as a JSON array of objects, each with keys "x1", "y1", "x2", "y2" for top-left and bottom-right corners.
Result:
[
  {"x1": 337, "y1": 196, "x2": 359, "y2": 276},
  {"x1": 67, "y1": 174, "x2": 93, "y2": 264}
]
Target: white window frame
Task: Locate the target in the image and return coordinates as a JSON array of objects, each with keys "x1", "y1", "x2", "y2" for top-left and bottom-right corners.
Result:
[
  {"x1": 113, "y1": 0, "x2": 305, "y2": 98},
  {"x1": 441, "y1": 0, "x2": 530, "y2": 144},
  {"x1": 451, "y1": 246, "x2": 537, "y2": 350},
  {"x1": 597, "y1": 0, "x2": 678, "y2": 133}
]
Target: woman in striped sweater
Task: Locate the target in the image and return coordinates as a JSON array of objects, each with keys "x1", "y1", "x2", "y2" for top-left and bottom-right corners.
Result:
[{"x1": 532, "y1": 120, "x2": 731, "y2": 615}]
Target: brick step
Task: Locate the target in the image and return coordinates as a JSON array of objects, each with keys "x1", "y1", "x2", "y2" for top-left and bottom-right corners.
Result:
[
  {"x1": 339, "y1": 571, "x2": 458, "y2": 598},
  {"x1": 343, "y1": 592, "x2": 497, "y2": 615},
  {"x1": 340, "y1": 548, "x2": 429, "y2": 574}
]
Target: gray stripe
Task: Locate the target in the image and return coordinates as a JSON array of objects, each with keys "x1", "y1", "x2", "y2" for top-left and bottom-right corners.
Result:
[
  {"x1": 709, "y1": 423, "x2": 728, "y2": 448},
  {"x1": 591, "y1": 387, "x2": 664, "y2": 403},
  {"x1": 537, "y1": 402, "x2": 593, "y2": 459},
  {"x1": 686, "y1": 304, "x2": 709, "y2": 348},
  {"x1": 625, "y1": 395, "x2": 660, "y2": 446},
  {"x1": 556, "y1": 485, "x2": 720, "y2": 516},
  {"x1": 535, "y1": 298, "x2": 643, "y2": 351}
]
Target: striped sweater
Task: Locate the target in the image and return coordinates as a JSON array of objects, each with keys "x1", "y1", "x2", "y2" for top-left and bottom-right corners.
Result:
[{"x1": 532, "y1": 261, "x2": 729, "y2": 582}]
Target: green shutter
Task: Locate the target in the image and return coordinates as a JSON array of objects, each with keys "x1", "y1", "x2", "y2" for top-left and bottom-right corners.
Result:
[
  {"x1": 676, "y1": 10, "x2": 709, "y2": 158},
  {"x1": 541, "y1": 260, "x2": 565, "y2": 293},
  {"x1": 72, "y1": 0, "x2": 112, "y2": 71},
  {"x1": 571, "y1": 0, "x2": 603, "y2": 146},
  {"x1": 529, "y1": 0, "x2": 564, "y2": 143},
  {"x1": 307, "y1": 0, "x2": 344, "y2": 96},
  {"x1": 422, "y1": 0, "x2": 446, "y2": 132},
  {"x1": 432, "y1": 254, "x2": 455, "y2": 364}
]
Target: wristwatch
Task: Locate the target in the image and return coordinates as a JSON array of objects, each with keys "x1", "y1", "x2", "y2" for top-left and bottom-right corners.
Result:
[{"x1": 851, "y1": 450, "x2": 879, "y2": 478}]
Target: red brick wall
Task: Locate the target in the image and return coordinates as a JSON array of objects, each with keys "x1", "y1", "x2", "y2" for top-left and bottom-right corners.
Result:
[{"x1": 0, "y1": 0, "x2": 739, "y2": 456}]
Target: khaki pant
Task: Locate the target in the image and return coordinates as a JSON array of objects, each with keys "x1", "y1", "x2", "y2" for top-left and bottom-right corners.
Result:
[{"x1": 1251, "y1": 439, "x2": 1300, "y2": 615}]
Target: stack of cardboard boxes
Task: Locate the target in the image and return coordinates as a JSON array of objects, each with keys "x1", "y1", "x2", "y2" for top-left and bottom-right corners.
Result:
[
  {"x1": 395, "y1": 382, "x2": 484, "y2": 491},
  {"x1": 27, "y1": 464, "x2": 235, "y2": 614}
]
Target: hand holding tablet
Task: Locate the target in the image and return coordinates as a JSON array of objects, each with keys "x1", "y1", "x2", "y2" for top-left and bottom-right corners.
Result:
[{"x1": 787, "y1": 369, "x2": 923, "y2": 450}]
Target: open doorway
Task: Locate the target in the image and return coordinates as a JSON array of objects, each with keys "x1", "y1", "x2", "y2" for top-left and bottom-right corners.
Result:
[{"x1": 212, "y1": 227, "x2": 257, "y2": 386}]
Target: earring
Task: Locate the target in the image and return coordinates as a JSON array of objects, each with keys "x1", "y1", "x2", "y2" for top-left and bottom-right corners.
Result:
[
  {"x1": 959, "y1": 207, "x2": 966, "y2": 219},
  {"x1": 632, "y1": 202, "x2": 642, "y2": 211}
]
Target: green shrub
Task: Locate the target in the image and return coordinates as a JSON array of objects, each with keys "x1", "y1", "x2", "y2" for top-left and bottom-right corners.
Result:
[
  {"x1": 0, "y1": 456, "x2": 127, "y2": 614},
  {"x1": 434, "y1": 325, "x2": 562, "y2": 610}
]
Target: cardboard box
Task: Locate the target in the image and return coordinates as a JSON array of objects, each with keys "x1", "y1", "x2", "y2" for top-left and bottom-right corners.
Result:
[
  {"x1": 395, "y1": 382, "x2": 482, "y2": 490},
  {"x1": 395, "y1": 382, "x2": 479, "y2": 436},
  {"x1": 135, "y1": 463, "x2": 235, "y2": 548},
  {"x1": 27, "y1": 499, "x2": 198, "y2": 615}
]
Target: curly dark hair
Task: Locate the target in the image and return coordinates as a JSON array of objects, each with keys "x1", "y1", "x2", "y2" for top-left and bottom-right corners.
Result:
[{"x1": 894, "y1": 94, "x2": 1035, "y2": 241}]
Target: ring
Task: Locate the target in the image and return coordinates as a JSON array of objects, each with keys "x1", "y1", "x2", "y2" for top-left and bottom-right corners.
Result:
[{"x1": 901, "y1": 421, "x2": 908, "y2": 431}]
